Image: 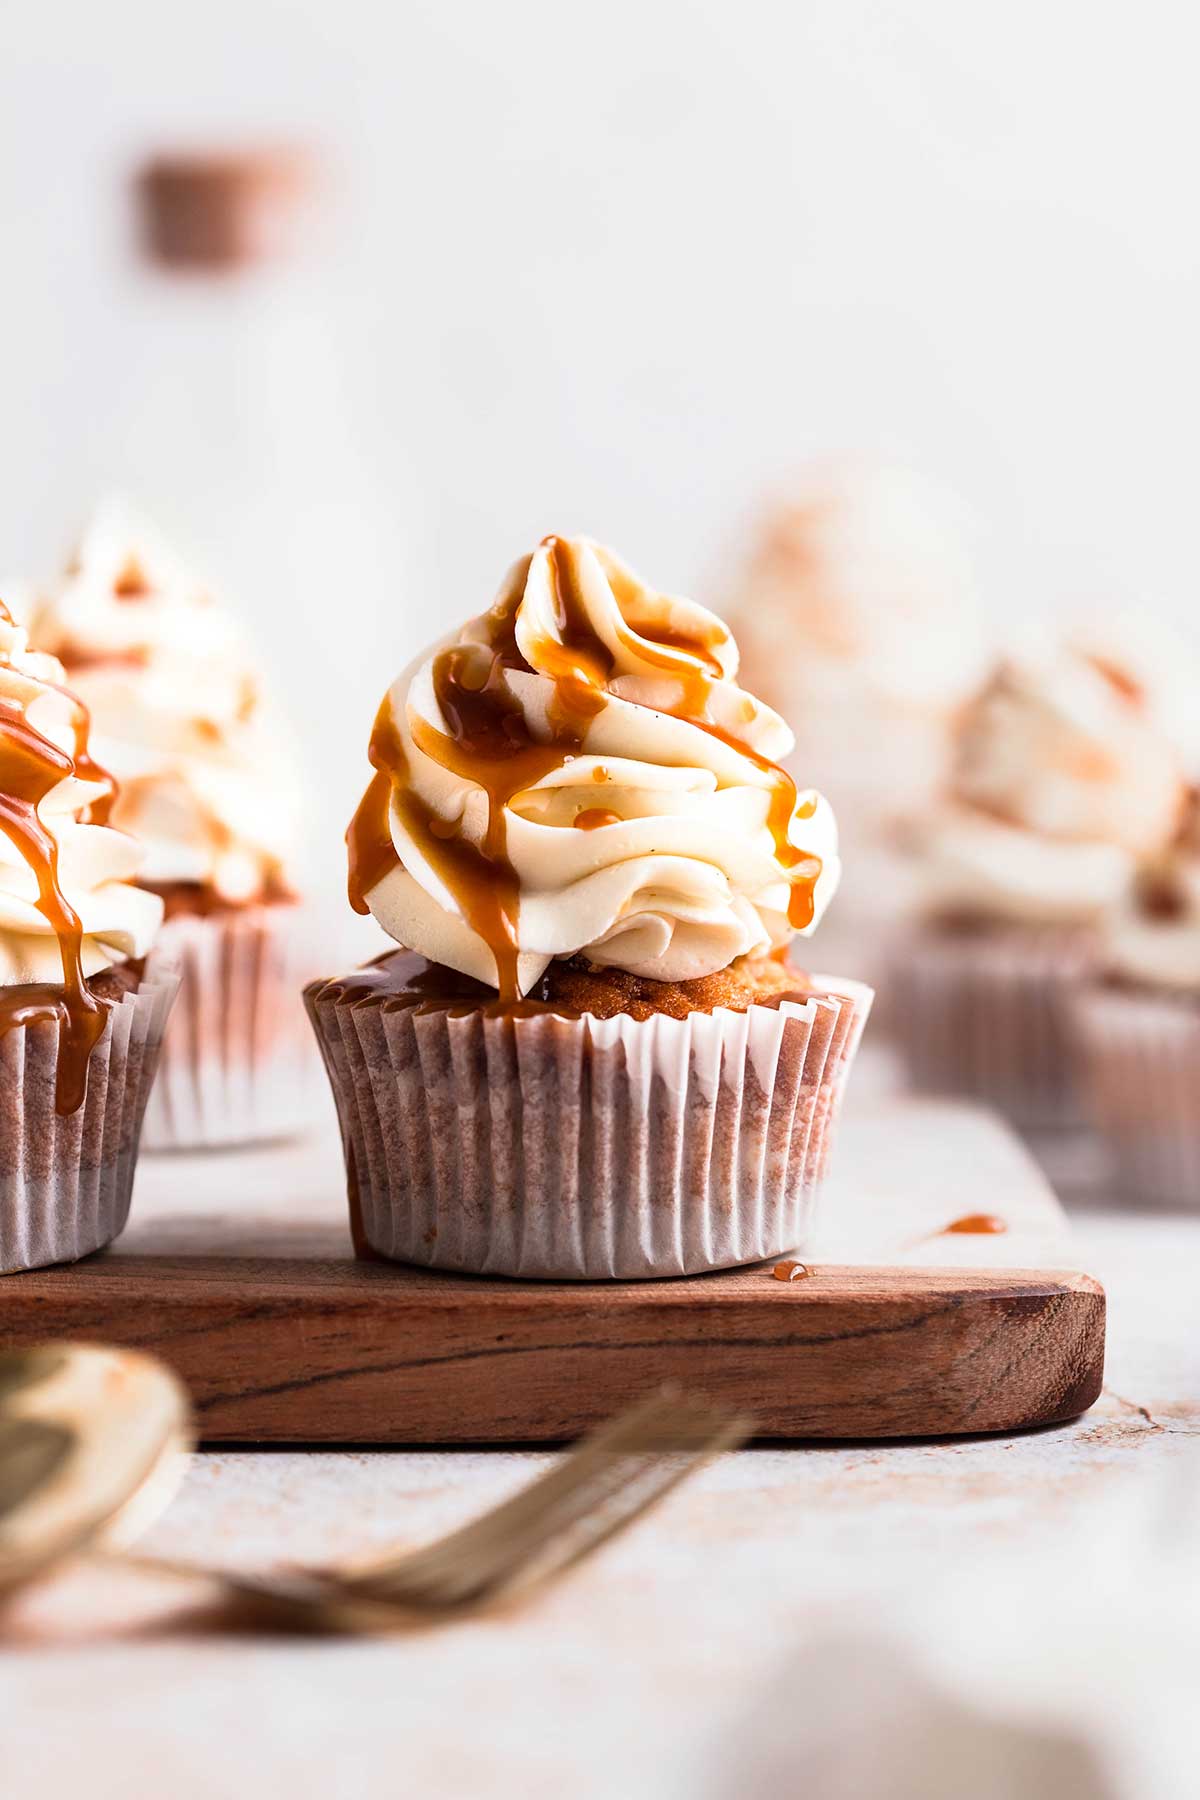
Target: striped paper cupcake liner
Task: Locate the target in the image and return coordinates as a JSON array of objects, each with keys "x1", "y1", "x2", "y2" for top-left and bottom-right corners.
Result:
[
  {"x1": 885, "y1": 922, "x2": 1098, "y2": 1131},
  {"x1": 1069, "y1": 983, "x2": 1200, "y2": 1208},
  {"x1": 142, "y1": 900, "x2": 320, "y2": 1151},
  {"x1": 306, "y1": 972, "x2": 872, "y2": 1280},
  {"x1": 0, "y1": 949, "x2": 180, "y2": 1275}
]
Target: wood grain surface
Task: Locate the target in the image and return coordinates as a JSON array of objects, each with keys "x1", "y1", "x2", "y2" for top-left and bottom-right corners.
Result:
[
  {"x1": 0, "y1": 1218, "x2": 1105, "y2": 1443},
  {"x1": 0, "y1": 1101, "x2": 1106, "y2": 1444}
]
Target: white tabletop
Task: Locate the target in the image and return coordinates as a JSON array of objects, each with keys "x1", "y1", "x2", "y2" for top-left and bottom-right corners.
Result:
[{"x1": 1, "y1": 1061, "x2": 1196, "y2": 1800}]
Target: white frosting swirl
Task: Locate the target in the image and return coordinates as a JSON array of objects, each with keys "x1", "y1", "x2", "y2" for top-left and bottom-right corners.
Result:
[
  {"x1": 731, "y1": 465, "x2": 989, "y2": 716},
  {"x1": 32, "y1": 502, "x2": 298, "y2": 903},
  {"x1": 1068, "y1": 613, "x2": 1200, "y2": 777},
  {"x1": 357, "y1": 537, "x2": 840, "y2": 992},
  {"x1": 917, "y1": 647, "x2": 1185, "y2": 925},
  {"x1": 1103, "y1": 799, "x2": 1200, "y2": 992},
  {"x1": 0, "y1": 606, "x2": 162, "y2": 984}
]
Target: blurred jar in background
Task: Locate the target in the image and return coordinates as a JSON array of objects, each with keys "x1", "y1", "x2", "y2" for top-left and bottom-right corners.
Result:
[
  {"x1": 137, "y1": 150, "x2": 306, "y2": 271},
  {"x1": 97, "y1": 144, "x2": 404, "y2": 963},
  {"x1": 724, "y1": 462, "x2": 991, "y2": 980}
]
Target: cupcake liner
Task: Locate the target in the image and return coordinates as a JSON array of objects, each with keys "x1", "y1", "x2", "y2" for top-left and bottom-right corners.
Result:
[
  {"x1": 0, "y1": 951, "x2": 180, "y2": 1275},
  {"x1": 306, "y1": 972, "x2": 873, "y2": 1279},
  {"x1": 885, "y1": 922, "x2": 1098, "y2": 1130},
  {"x1": 1069, "y1": 984, "x2": 1200, "y2": 1207},
  {"x1": 142, "y1": 900, "x2": 320, "y2": 1151}
]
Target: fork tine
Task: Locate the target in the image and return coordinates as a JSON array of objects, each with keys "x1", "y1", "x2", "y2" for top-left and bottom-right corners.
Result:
[
  {"x1": 478, "y1": 1404, "x2": 748, "y2": 1612},
  {"x1": 344, "y1": 1387, "x2": 750, "y2": 1612},
  {"x1": 345, "y1": 1445, "x2": 732, "y2": 1611},
  {"x1": 102, "y1": 1389, "x2": 751, "y2": 1636},
  {"x1": 336, "y1": 1387, "x2": 679, "y2": 1588},
  {"x1": 341, "y1": 1388, "x2": 709, "y2": 1589}
]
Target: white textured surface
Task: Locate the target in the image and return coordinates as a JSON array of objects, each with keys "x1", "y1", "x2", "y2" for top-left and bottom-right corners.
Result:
[{"x1": 0, "y1": 1098, "x2": 1196, "y2": 1799}]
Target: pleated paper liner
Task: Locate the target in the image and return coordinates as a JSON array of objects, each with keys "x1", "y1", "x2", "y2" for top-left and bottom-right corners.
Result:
[
  {"x1": 0, "y1": 950, "x2": 180, "y2": 1275},
  {"x1": 886, "y1": 921, "x2": 1099, "y2": 1130},
  {"x1": 1070, "y1": 982, "x2": 1200, "y2": 1208},
  {"x1": 307, "y1": 971, "x2": 872, "y2": 1280},
  {"x1": 142, "y1": 900, "x2": 321, "y2": 1151}
]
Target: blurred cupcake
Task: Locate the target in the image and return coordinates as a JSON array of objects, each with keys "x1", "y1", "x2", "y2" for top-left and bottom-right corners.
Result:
[
  {"x1": 889, "y1": 640, "x2": 1186, "y2": 1128},
  {"x1": 33, "y1": 503, "x2": 313, "y2": 1149},
  {"x1": 0, "y1": 599, "x2": 177, "y2": 1273},
  {"x1": 725, "y1": 464, "x2": 989, "y2": 977},
  {"x1": 1069, "y1": 794, "x2": 1200, "y2": 1204},
  {"x1": 307, "y1": 534, "x2": 871, "y2": 1279}
]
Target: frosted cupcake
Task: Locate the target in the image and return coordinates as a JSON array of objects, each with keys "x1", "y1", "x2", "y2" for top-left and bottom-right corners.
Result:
[
  {"x1": 889, "y1": 641, "x2": 1185, "y2": 1128},
  {"x1": 725, "y1": 465, "x2": 989, "y2": 977},
  {"x1": 0, "y1": 600, "x2": 177, "y2": 1273},
  {"x1": 1069, "y1": 795, "x2": 1200, "y2": 1204},
  {"x1": 33, "y1": 503, "x2": 312, "y2": 1149},
  {"x1": 307, "y1": 534, "x2": 871, "y2": 1279}
]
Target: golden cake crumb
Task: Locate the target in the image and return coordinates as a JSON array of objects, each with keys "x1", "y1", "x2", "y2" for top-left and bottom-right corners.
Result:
[{"x1": 537, "y1": 952, "x2": 814, "y2": 1020}]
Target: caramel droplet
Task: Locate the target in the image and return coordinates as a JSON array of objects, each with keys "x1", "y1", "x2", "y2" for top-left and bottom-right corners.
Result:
[
  {"x1": 772, "y1": 1259, "x2": 811, "y2": 1282},
  {"x1": 573, "y1": 808, "x2": 621, "y2": 831},
  {"x1": 942, "y1": 1214, "x2": 1007, "y2": 1235},
  {"x1": 113, "y1": 557, "x2": 150, "y2": 600}
]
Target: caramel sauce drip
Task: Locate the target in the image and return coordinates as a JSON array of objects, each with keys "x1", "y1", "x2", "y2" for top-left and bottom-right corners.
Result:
[
  {"x1": 772, "y1": 1259, "x2": 811, "y2": 1282},
  {"x1": 114, "y1": 557, "x2": 150, "y2": 600},
  {"x1": 52, "y1": 642, "x2": 151, "y2": 676},
  {"x1": 942, "y1": 1213, "x2": 1007, "y2": 1235},
  {"x1": 0, "y1": 603, "x2": 117, "y2": 1111},
  {"x1": 345, "y1": 536, "x2": 824, "y2": 996},
  {"x1": 1085, "y1": 653, "x2": 1145, "y2": 710},
  {"x1": 573, "y1": 808, "x2": 621, "y2": 831},
  {"x1": 45, "y1": 680, "x2": 116, "y2": 828},
  {"x1": 346, "y1": 768, "x2": 397, "y2": 908},
  {"x1": 696, "y1": 721, "x2": 820, "y2": 929}
]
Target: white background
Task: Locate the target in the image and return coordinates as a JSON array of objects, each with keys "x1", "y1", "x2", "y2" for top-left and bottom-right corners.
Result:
[{"x1": 1, "y1": 0, "x2": 1197, "y2": 924}]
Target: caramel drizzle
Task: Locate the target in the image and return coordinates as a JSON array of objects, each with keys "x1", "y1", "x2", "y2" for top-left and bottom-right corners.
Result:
[
  {"x1": 345, "y1": 537, "x2": 823, "y2": 999},
  {"x1": 0, "y1": 603, "x2": 117, "y2": 1111},
  {"x1": 45, "y1": 679, "x2": 116, "y2": 828}
]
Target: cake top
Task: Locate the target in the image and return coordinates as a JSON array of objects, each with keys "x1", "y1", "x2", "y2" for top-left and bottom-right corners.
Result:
[
  {"x1": 914, "y1": 639, "x2": 1185, "y2": 925},
  {"x1": 348, "y1": 535, "x2": 840, "y2": 999},
  {"x1": 33, "y1": 501, "x2": 299, "y2": 905},
  {"x1": 0, "y1": 598, "x2": 162, "y2": 1108}
]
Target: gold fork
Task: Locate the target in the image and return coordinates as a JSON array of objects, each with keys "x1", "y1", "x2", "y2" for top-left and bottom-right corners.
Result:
[{"x1": 118, "y1": 1386, "x2": 750, "y2": 1633}]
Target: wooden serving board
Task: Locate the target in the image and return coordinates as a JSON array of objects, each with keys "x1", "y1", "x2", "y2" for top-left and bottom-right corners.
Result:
[{"x1": 0, "y1": 1098, "x2": 1105, "y2": 1444}]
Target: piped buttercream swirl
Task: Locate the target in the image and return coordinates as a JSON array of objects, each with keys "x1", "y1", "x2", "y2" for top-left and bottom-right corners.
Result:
[
  {"x1": 33, "y1": 502, "x2": 298, "y2": 903},
  {"x1": 916, "y1": 645, "x2": 1185, "y2": 925},
  {"x1": 348, "y1": 536, "x2": 840, "y2": 996},
  {"x1": 0, "y1": 598, "x2": 162, "y2": 1108}
]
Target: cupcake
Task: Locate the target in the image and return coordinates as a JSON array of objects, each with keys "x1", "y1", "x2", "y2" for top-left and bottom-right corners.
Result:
[
  {"x1": 724, "y1": 464, "x2": 989, "y2": 979},
  {"x1": 307, "y1": 534, "x2": 871, "y2": 1279},
  {"x1": 32, "y1": 502, "x2": 313, "y2": 1149},
  {"x1": 0, "y1": 599, "x2": 177, "y2": 1274},
  {"x1": 888, "y1": 639, "x2": 1186, "y2": 1129},
  {"x1": 1069, "y1": 794, "x2": 1200, "y2": 1204}
]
